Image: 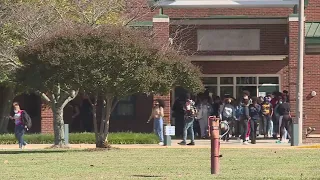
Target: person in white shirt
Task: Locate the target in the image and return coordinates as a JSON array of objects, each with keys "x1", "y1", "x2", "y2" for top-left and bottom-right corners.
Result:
[
  {"x1": 147, "y1": 99, "x2": 165, "y2": 146},
  {"x1": 196, "y1": 97, "x2": 212, "y2": 139}
]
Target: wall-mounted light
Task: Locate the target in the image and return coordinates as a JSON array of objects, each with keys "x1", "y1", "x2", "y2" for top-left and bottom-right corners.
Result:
[
  {"x1": 284, "y1": 37, "x2": 288, "y2": 45},
  {"x1": 311, "y1": 91, "x2": 317, "y2": 97}
]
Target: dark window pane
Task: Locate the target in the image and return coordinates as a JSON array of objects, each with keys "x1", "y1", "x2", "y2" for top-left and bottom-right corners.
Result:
[
  {"x1": 236, "y1": 77, "x2": 257, "y2": 84},
  {"x1": 220, "y1": 77, "x2": 233, "y2": 84},
  {"x1": 202, "y1": 77, "x2": 217, "y2": 85},
  {"x1": 259, "y1": 77, "x2": 279, "y2": 84},
  {"x1": 258, "y1": 86, "x2": 279, "y2": 96},
  {"x1": 220, "y1": 86, "x2": 233, "y2": 97}
]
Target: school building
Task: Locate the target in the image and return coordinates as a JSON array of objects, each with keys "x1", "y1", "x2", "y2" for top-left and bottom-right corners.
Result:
[{"x1": 2, "y1": 0, "x2": 320, "y2": 143}]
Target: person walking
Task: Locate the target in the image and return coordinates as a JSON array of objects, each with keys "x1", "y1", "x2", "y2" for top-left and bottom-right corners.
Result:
[
  {"x1": 240, "y1": 98, "x2": 250, "y2": 145},
  {"x1": 179, "y1": 94, "x2": 197, "y2": 146},
  {"x1": 9, "y1": 102, "x2": 30, "y2": 149},
  {"x1": 147, "y1": 99, "x2": 165, "y2": 146},
  {"x1": 249, "y1": 97, "x2": 261, "y2": 144},
  {"x1": 196, "y1": 97, "x2": 212, "y2": 139}
]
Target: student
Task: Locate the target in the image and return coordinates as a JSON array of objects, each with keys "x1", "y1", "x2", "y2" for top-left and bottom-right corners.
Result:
[
  {"x1": 179, "y1": 94, "x2": 197, "y2": 146},
  {"x1": 277, "y1": 96, "x2": 291, "y2": 143},
  {"x1": 249, "y1": 97, "x2": 261, "y2": 144},
  {"x1": 240, "y1": 98, "x2": 250, "y2": 145},
  {"x1": 9, "y1": 102, "x2": 29, "y2": 149},
  {"x1": 220, "y1": 98, "x2": 235, "y2": 141},
  {"x1": 261, "y1": 97, "x2": 273, "y2": 138},
  {"x1": 147, "y1": 99, "x2": 165, "y2": 146},
  {"x1": 234, "y1": 99, "x2": 243, "y2": 140},
  {"x1": 196, "y1": 97, "x2": 212, "y2": 139}
]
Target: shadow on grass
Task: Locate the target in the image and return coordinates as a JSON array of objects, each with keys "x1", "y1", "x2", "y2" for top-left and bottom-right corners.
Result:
[
  {"x1": 0, "y1": 150, "x2": 69, "y2": 154},
  {"x1": 132, "y1": 175, "x2": 164, "y2": 178}
]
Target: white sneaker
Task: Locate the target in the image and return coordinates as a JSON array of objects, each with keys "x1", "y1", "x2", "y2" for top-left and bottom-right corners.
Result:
[
  {"x1": 237, "y1": 137, "x2": 241, "y2": 142},
  {"x1": 243, "y1": 141, "x2": 249, "y2": 145},
  {"x1": 158, "y1": 142, "x2": 164, "y2": 146}
]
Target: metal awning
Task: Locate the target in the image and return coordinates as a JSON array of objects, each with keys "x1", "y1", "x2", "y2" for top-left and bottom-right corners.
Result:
[
  {"x1": 305, "y1": 22, "x2": 320, "y2": 45},
  {"x1": 153, "y1": 0, "x2": 299, "y2": 8}
]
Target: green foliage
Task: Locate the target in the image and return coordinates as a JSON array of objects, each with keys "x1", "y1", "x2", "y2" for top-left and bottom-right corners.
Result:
[
  {"x1": 0, "y1": 132, "x2": 158, "y2": 144},
  {"x1": 15, "y1": 24, "x2": 203, "y2": 100}
]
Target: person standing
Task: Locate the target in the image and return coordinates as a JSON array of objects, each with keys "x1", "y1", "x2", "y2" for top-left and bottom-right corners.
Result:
[
  {"x1": 172, "y1": 95, "x2": 186, "y2": 138},
  {"x1": 147, "y1": 99, "x2": 165, "y2": 146},
  {"x1": 277, "y1": 96, "x2": 291, "y2": 143},
  {"x1": 249, "y1": 97, "x2": 261, "y2": 144},
  {"x1": 179, "y1": 94, "x2": 197, "y2": 146},
  {"x1": 196, "y1": 97, "x2": 212, "y2": 139},
  {"x1": 220, "y1": 98, "x2": 235, "y2": 141},
  {"x1": 240, "y1": 98, "x2": 250, "y2": 145},
  {"x1": 9, "y1": 102, "x2": 30, "y2": 149},
  {"x1": 261, "y1": 97, "x2": 273, "y2": 138}
]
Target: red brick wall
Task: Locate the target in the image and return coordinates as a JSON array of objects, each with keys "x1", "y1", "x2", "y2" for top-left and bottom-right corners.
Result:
[
  {"x1": 170, "y1": 24, "x2": 288, "y2": 55},
  {"x1": 305, "y1": 0, "x2": 320, "y2": 21},
  {"x1": 41, "y1": 104, "x2": 53, "y2": 134}
]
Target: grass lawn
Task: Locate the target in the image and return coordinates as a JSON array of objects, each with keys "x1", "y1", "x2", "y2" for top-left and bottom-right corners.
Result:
[{"x1": 0, "y1": 148, "x2": 319, "y2": 180}]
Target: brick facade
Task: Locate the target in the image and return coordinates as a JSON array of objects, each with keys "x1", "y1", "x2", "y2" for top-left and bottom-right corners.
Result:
[
  {"x1": 40, "y1": 104, "x2": 53, "y2": 134},
  {"x1": 37, "y1": 1, "x2": 320, "y2": 141}
]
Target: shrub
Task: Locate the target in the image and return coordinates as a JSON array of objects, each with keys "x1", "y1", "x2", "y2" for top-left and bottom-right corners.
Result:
[{"x1": 0, "y1": 132, "x2": 158, "y2": 144}]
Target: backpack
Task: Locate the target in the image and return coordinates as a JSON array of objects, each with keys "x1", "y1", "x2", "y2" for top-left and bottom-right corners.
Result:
[
  {"x1": 222, "y1": 104, "x2": 233, "y2": 118},
  {"x1": 21, "y1": 110, "x2": 32, "y2": 129}
]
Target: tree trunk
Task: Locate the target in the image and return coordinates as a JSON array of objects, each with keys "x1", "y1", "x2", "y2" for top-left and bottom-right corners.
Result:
[
  {"x1": 92, "y1": 95, "x2": 99, "y2": 146},
  {"x1": 52, "y1": 105, "x2": 65, "y2": 147},
  {"x1": 0, "y1": 86, "x2": 15, "y2": 134},
  {"x1": 96, "y1": 96, "x2": 112, "y2": 148}
]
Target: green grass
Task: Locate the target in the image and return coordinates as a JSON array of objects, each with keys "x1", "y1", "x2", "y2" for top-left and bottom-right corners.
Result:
[
  {"x1": 0, "y1": 132, "x2": 158, "y2": 144},
  {"x1": 0, "y1": 148, "x2": 319, "y2": 180}
]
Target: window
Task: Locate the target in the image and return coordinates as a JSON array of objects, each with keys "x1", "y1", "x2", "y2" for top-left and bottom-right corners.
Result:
[
  {"x1": 220, "y1": 77, "x2": 233, "y2": 85},
  {"x1": 259, "y1": 77, "x2": 279, "y2": 84},
  {"x1": 112, "y1": 96, "x2": 136, "y2": 117},
  {"x1": 237, "y1": 77, "x2": 257, "y2": 84},
  {"x1": 220, "y1": 86, "x2": 233, "y2": 97},
  {"x1": 201, "y1": 77, "x2": 217, "y2": 85}
]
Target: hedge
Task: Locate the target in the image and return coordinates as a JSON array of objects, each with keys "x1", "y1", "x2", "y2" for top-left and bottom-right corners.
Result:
[{"x1": 0, "y1": 132, "x2": 159, "y2": 144}]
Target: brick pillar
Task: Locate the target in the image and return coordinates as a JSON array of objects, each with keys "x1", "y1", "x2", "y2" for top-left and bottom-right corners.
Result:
[
  {"x1": 288, "y1": 14, "x2": 306, "y2": 140},
  {"x1": 153, "y1": 94, "x2": 171, "y2": 124},
  {"x1": 152, "y1": 14, "x2": 171, "y2": 124},
  {"x1": 41, "y1": 104, "x2": 54, "y2": 133}
]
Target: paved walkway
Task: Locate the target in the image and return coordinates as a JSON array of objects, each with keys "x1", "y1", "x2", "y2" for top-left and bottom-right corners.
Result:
[{"x1": 0, "y1": 139, "x2": 301, "y2": 150}]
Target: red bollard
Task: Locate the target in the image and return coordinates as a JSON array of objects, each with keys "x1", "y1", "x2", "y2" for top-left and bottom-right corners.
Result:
[{"x1": 210, "y1": 116, "x2": 220, "y2": 175}]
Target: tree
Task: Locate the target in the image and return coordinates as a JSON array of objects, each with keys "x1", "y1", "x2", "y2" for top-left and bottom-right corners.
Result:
[
  {"x1": 0, "y1": 0, "x2": 137, "y2": 133},
  {"x1": 15, "y1": 24, "x2": 203, "y2": 148}
]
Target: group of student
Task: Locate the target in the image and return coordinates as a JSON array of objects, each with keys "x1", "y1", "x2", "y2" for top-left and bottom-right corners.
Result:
[{"x1": 218, "y1": 91, "x2": 292, "y2": 144}]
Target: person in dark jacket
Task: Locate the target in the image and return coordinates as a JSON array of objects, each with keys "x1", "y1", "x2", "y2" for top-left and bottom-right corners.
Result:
[
  {"x1": 249, "y1": 97, "x2": 261, "y2": 144},
  {"x1": 240, "y1": 98, "x2": 250, "y2": 145},
  {"x1": 277, "y1": 96, "x2": 291, "y2": 143},
  {"x1": 172, "y1": 95, "x2": 186, "y2": 138},
  {"x1": 9, "y1": 102, "x2": 28, "y2": 149},
  {"x1": 211, "y1": 96, "x2": 221, "y2": 117}
]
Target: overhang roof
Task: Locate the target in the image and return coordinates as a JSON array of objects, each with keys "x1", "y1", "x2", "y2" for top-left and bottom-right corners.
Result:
[{"x1": 153, "y1": 0, "x2": 299, "y2": 8}]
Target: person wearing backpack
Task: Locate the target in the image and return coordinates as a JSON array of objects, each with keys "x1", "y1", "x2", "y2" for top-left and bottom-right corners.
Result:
[
  {"x1": 261, "y1": 97, "x2": 273, "y2": 138},
  {"x1": 219, "y1": 98, "x2": 235, "y2": 141},
  {"x1": 178, "y1": 93, "x2": 197, "y2": 146},
  {"x1": 9, "y1": 102, "x2": 32, "y2": 149}
]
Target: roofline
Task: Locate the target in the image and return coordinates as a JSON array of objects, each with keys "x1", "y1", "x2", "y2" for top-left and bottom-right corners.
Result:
[{"x1": 153, "y1": 0, "x2": 299, "y2": 8}]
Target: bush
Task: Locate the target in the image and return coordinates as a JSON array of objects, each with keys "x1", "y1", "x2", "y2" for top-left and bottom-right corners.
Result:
[{"x1": 0, "y1": 132, "x2": 159, "y2": 144}]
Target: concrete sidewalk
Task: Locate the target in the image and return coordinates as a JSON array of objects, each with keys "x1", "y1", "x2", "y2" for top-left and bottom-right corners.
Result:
[{"x1": 0, "y1": 139, "x2": 297, "y2": 150}]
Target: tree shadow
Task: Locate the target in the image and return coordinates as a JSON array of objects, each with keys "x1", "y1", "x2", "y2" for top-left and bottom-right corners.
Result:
[
  {"x1": 132, "y1": 175, "x2": 164, "y2": 178},
  {"x1": 0, "y1": 150, "x2": 71, "y2": 154}
]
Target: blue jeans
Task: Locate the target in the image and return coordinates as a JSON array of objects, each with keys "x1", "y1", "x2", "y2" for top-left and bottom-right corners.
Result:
[
  {"x1": 15, "y1": 124, "x2": 27, "y2": 148},
  {"x1": 263, "y1": 115, "x2": 273, "y2": 137},
  {"x1": 183, "y1": 117, "x2": 195, "y2": 143},
  {"x1": 154, "y1": 118, "x2": 164, "y2": 142}
]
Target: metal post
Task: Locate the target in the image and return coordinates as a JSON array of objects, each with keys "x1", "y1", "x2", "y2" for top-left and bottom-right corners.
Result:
[
  {"x1": 296, "y1": 0, "x2": 304, "y2": 145},
  {"x1": 210, "y1": 116, "x2": 220, "y2": 174},
  {"x1": 64, "y1": 124, "x2": 69, "y2": 145},
  {"x1": 163, "y1": 124, "x2": 172, "y2": 146}
]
